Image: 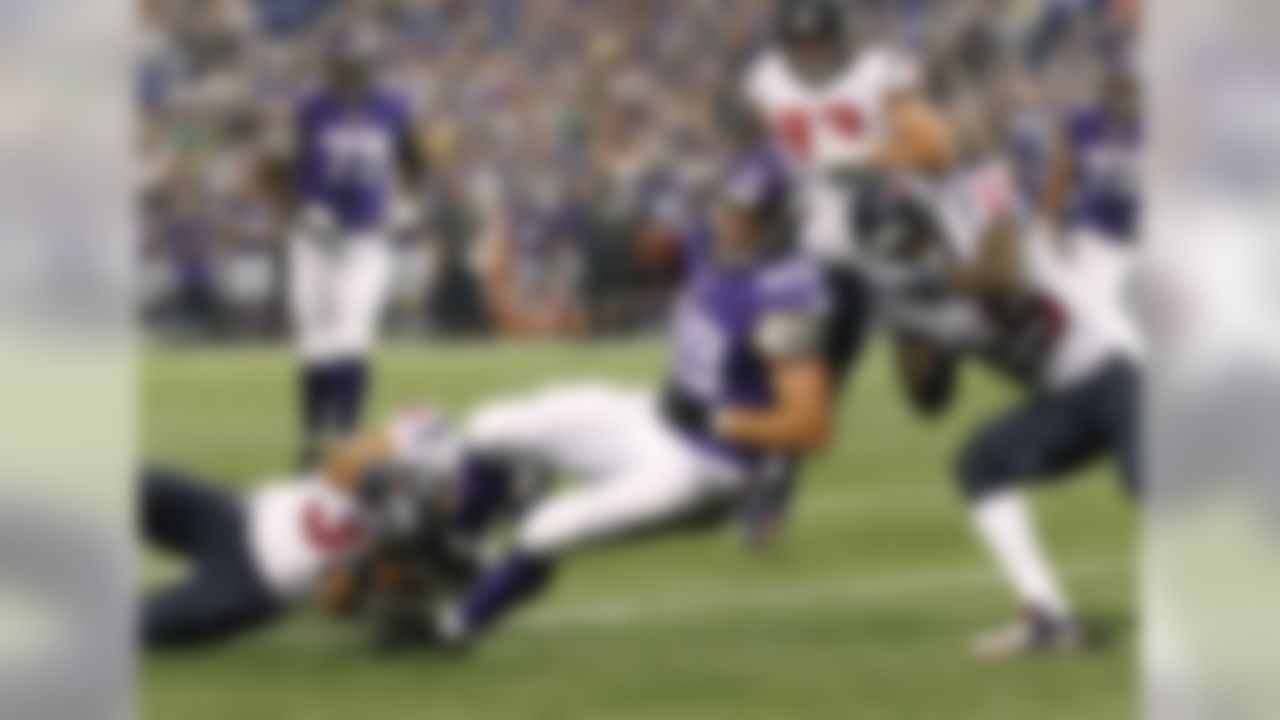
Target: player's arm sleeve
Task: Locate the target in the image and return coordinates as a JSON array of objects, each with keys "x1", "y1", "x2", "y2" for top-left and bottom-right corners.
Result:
[{"x1": 892, "y1": 332, "x2": 958, "y2": 417}]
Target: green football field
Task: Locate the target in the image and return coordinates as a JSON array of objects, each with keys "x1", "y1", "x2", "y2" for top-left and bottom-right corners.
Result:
[{"x1": 144, "y1": 340, "x2": 1135, "y2": 719}]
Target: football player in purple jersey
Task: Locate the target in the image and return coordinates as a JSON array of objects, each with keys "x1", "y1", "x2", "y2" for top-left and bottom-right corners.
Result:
[
  {"x1": 392, "y1": 147, "x2": 840, "y2": 652},
  {"x1": 263, "y1": 31, "x2": 428, "y2": 468}
]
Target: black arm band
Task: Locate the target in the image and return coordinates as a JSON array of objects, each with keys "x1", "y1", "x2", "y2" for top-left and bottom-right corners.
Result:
[{"x1": 659, "y1": 382, "x2": 713, "y2": 436}]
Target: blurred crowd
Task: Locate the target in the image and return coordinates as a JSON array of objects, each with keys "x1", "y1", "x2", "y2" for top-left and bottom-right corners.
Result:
[{"x1": 139, "y1": 0, "x2": 1136, "y2": 341}]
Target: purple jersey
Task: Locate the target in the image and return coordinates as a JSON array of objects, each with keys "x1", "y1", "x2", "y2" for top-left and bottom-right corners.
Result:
[
  {"x1": 1066, "y1": 107, "x2": 1140, "y2": 241},
  {"x1": 294, "y1": 89, "x2": 411, "y2": 231},
  {"x1": 667, "y1": 225, "x2": 830, "y2": 466}
]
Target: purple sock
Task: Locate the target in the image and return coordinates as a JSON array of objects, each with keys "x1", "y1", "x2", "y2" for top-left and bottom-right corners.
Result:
[
  {"x1": 330, "y1": 357, "x2": 369, "y2": 435},
  {"x1": 459, "y1": 553, "x2": 555, "y2": 633},
  {"x1": 453, "y1": 455, "x2": 514, "y2": 539},
  {"x1": 300, "y1": 363, "x2": 332, "y2": 440}
]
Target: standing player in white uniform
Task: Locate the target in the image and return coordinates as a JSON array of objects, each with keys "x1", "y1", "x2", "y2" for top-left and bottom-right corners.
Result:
[
  {"x1": 736, "y1": 0, "x2": 954, "y2": 542},
  {"x1": 265, "y1": 34, "x2": 428, "y2": 467},
  {"x1": 141, "y1": 407, "x2": 458, "y2": 649},
  {"x1": 853, "y1": 169, "x2": 1140, "y2": 657}
]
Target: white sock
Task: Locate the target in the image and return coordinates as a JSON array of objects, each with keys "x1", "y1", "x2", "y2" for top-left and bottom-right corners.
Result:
[{"x1": 969, "y1": 491, "x2": 1072, "y2": 621}]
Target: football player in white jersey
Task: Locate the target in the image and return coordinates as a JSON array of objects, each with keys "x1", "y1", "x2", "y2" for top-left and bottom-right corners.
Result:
[
  {"x1": 743, "y1": 0, "x2": 953, "y2": 264},
  {"x1": 142, "y1": 407, "x2": 458, "y2": 649},
  {"x1": 853, "y1": 167, "x2": 1141, "y2": 657},
  {"x1": 736, "y1": 0, "x2": 954, "y2": 543}
]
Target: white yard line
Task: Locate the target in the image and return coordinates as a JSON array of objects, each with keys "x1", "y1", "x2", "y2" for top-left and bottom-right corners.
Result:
[{"x1": 516, "y1": 560, "x2": 1128, "y2": 632}]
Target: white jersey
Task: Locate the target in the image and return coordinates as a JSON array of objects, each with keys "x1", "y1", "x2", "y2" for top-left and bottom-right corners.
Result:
[
  {"x1": 246, "y1": 476, "x2": 361, "y2": 601},
  {"x1": 882, "y1": 164, "x2": 1140, "y2": 391},
  {"x1": 743, "y1": 45, "x2": 921, "y2": 266},
  {"x1": 244, "y1": 407, "x2": 458, "y2": 602}
]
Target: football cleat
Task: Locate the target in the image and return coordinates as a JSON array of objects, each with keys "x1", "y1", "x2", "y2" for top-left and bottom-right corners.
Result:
[{"x1": 970, "y1": 605, "x2": 1086, "y2": 660}]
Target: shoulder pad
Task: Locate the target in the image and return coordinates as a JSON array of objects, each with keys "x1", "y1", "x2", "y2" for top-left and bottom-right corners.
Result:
[{"x1": 757, "y1": 258, "x2": 829, "y2": 315}]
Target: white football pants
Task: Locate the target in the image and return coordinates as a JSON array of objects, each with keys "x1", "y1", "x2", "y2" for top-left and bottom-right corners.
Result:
[
  {"x1": 288, "y1": 231, "x2": 393, "y2": 363},
  {"x1": 464, "y1": 383, "x2": 748, "y2": 557}
]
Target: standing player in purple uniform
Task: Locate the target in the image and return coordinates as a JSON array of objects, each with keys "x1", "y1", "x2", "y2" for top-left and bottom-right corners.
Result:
[
  {"x1": 1042, "y1": 65, "x2": 1140, "y2": 309},
  {"x1": 264, "y1": 33, "x2": 428, "y2": 467},
  {"x1": 389, "y1": 148, "x2": 839, "y2": 651}
]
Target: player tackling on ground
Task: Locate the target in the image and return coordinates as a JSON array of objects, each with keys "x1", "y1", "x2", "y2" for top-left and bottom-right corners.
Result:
[
  {"x1": 377, "y1": 147, "x2": 838, "y2": 650},
  {"x1": 853, "y1": 167, "x2": 1141, "y2": 657},
  {"x1": 189, "y1": 145, "x2": 837, "y2": 653},
  {"x1": 141, "y1": 407, "x2": 457, "y2": 649},
  {"x1": 737, "y1": 0, "x2": 954, "y2": 543},
  {"x1": 264, "y1": 30, "x2": 428, "y2": 467}
]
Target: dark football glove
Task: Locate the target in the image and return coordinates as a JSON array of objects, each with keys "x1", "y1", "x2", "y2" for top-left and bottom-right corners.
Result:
[{"x1": 660, "y1": 383, "x2": 713, "y2": 435}]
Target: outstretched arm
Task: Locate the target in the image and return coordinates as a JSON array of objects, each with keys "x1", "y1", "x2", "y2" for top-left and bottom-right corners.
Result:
[
  {"x1": 715, "y1": 306, "x2": 836, "y2": 454},
  {"x1": 872, "y1": 90, "x2": 956, "y2": 174},
  {"x1": 947, "y1": 215, "x2": 1023, "y2": 298},
  {"x1": 323, "y1": 431, "x2": 395, "y2": 492},
  {"x1": 716, "y1": 356, "x2": 835, "y2": 453}
]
